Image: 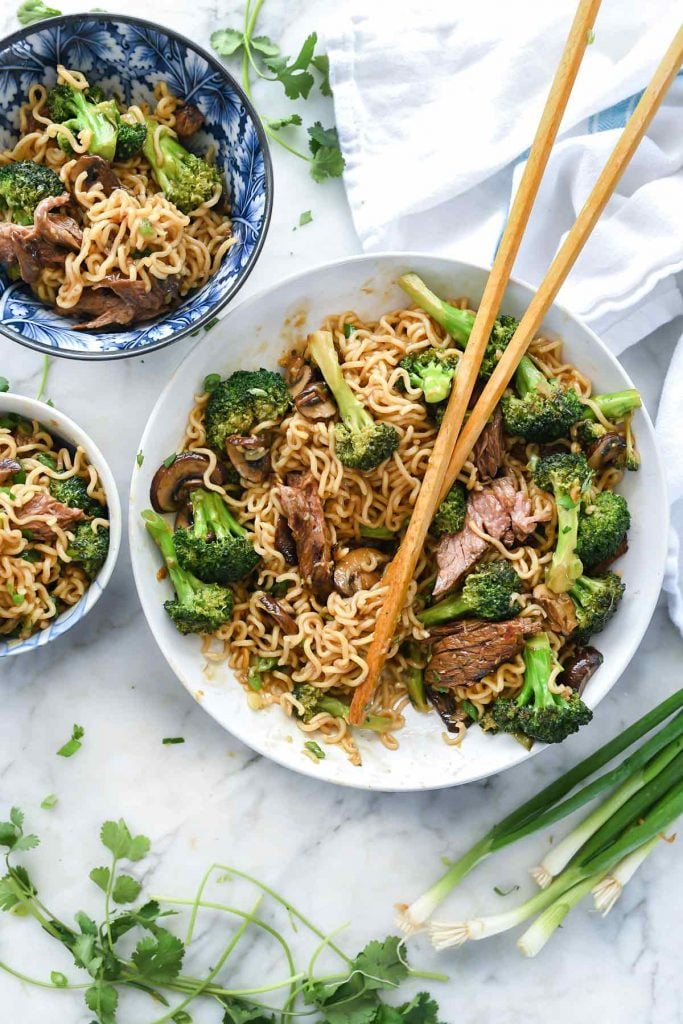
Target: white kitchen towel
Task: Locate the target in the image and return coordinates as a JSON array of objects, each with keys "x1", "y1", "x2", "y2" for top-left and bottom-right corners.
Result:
[{"x1": 326, "y1": 0, "x2": 683, "y2": 627}]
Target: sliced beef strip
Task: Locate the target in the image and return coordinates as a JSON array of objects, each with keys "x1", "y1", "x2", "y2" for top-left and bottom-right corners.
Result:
[
  {"x1": 16, "y1": 492, "x2": 86, "y2": 541},
  {"x1": 69, "y1": 155, "x2": 122, "y2": 197},
  {"x1": 433, "y1": 476, "x2": 550, "y2": 598},
  {"x1": 532, "y1": 583, "x2": 578, "y2": 636},
  {"x1": 470, "y1": 406, "x2": 505, "y2": 481},
  {"x1": 174, "y1": 104, "x2": 205, "y2": 138},
  {"x1": 66, "y1": 274, "x2": 181, "y2": 330},
  {"x1": 278, "y1": 472, "x2": 333, "y2": 600},
  {"x1": 33, "y1": 194, "x2": 83, "y2": 251},
  {"x1": 426, "y1": 617, "x2": 543, "y2": 689},
  {"x1": 0, "y1": 194, "x2": 83, "y2": 285},
  {"x1": 558, "y1": 646, "x2": 603, "y2": 695}
]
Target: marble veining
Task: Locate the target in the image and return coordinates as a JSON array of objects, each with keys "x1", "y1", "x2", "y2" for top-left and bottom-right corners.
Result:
[{"x1": 1, "y1": 2, "x2": 682, "y2": 1022}]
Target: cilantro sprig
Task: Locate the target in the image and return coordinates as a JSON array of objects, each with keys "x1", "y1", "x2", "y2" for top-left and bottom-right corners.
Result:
[
  {"x1": 0, "y1": 808, "x2": 447, "y2": 1024},
  {"x1": 211, "y1": 0, "x2": 345, "y2": 184}
]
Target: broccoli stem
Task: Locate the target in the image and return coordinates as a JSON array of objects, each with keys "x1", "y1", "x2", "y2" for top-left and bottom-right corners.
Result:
[
  {"x1": 70, "y1": 91, "x2": 117, "y2": 161},
  {"x1": 308, "y1": 330, "x2": 372, "y2": 431},
  {"x1": 581, "y1": 389, "x2": 642, "y2": 424},
  {"x1": 419, "y1": 592, "x2": 470, "y2": 627},
  {"x1": 513, "y1": 355, "x2": 549, "y2": 398},
  {"x1": 517, "y1": 632, "x2": 557, "y2": 709},
  {"x1": 315, "y1": 691, "x2": 393, "y2": 733},
  {"x1": 420, "y1": 366, "x2": 454, "y2": 404},
  {"x1": 546, "y1": 494, "x2": 583, "y2": 594},
  {"x1": 398, "y1": 274, "x2": 474, "y2": 345},
  {"x1": 192, "y1": 489, "x2": 246, "y2": 541},
  {"x1": 404, "y1": 642, "x2": 429, "y2": 712},
  {"x1": 359, "y1": 524, "x2": 395, "y2": 540},
  {"x1": 143, "y1": 510, "x2": 195, "y2": 604}
]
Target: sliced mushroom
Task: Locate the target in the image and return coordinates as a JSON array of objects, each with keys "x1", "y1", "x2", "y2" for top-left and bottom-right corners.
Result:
[
  {"x1": 587, "y1": 432, "x2": 627, "y2": 470},
  {"x1": 274, "y1": 514, "x2": 297, "y2": 564},
  {"x1": 174, "y1": 504, "x2": 194, "y2": 531},
  {"x1": 258, "y1": 593, "x2": 298, "y2": 635},
  {"x1": 69, "y1": 155, "x2": 122, "y2": 196},
  {"x1": 288, "y1": 364, "x2": 336, "y2": 421},
  {"x1": 532, "y1": 583, "x2": 578, "y2": 636},
  {"x1": 0, "y1": 458, "x2": 21, "y2": 484},
  {"x1": 424, "y1": 685, "x2": 461, "y2": 733},
  {"x1": 150, "y1": 452, "x2": 228, "y2": 513},
  {"x1": 332, "y1": 547, "x2": 386, "y2": 597},
  {"x1": 225, "y1": 435, "x2": 271, "y2": 484},
  {"x1": 559, "y1": 645, "x2": 603, "y2": 695},
  {"x1": 283, "y1": 350, "x2": 307, "y2": 387}
]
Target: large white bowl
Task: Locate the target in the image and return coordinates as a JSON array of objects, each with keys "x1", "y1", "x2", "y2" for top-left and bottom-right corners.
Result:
[
  {"x1": 129, "y1": 254, "x2": 667, "y2": 791},
  {"x1": 1, "y1": 394, "x2": 121, "y2": 656}
]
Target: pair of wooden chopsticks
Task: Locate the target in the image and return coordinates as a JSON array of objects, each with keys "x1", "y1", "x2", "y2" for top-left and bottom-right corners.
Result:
[{"x1": 349, "y1": 7, "x2": 683, "y2": 725}]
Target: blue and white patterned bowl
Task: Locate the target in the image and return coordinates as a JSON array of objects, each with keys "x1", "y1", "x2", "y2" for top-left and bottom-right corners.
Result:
[
  {"x1": 0, "y1": 394, "x2": 121, "y2": 657},
  {"x1": 0, "y1": 14, "x2": 273, "y2": 359}
]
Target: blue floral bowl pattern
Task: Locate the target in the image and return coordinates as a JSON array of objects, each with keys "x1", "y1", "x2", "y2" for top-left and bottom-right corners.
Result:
[{"x1": 0, "y1": 14, "x2": 272, "y2": 359}]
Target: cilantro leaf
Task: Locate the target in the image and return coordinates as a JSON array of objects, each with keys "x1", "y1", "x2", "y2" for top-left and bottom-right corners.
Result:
[
  {"x1": 72, "y1": 933, "x2": 96, "y2": 970},
  {"x1": 131, "y1": 928, "x2": 184, "y2": 982},
  {"x1": 211, "y1": 28, "x2": 244, "y2": 57},
  {"x1": 397, "y1": 992, "x2": 444, "y2": 1024},
  {"x1": 40, "y1": 793, "x2": 58, "y2": 810},
  {"x1": 267, "y1": 113, "x2": 303, "y2": 131},
  {"x1": 89, "y1": 866, "x2": 111, "y2": 893},
  {"x1": 353, "y1": 936, "x2": 407, "y2": 990},
  {"x1": 0, "y1": 874, "x2": 23, "y2": 912},
  {"x1": 56, "y1": 724, "x2": 84, "y2": 758},
  {"x1": 13, "y1": 833, "x2": 39, "y2": 852},
  {"x1": 308, "y1": 123, "x2": 345, "y2": 183},
  {"x1": 85, "y1": 981, "x2": 118, "y2": 1024},
  {"x1": 312, "y1": 54, "x2": 332, "y2": 96},
  {"x1": 100, "y1": 820, "x2": 150, "y2": 862},
  {"x1": 222, "y1": 999, "x2": 275, "y2": 1024},
  {"x1": 251, "y1": 35, "x2": 280, "y2": 58},
  {"x1": 265, "y1": 32, "x2": 318, "y2": 100},
  {"x1": 0, "y1": 809, "x2": 39, "y2": 852},
  {"x1": 17, "y1": 0, "x2": 61, "y2": 26},
  {"x1": 9, "y1": 808, "x2": 23, "y2": 830},
  {"x1": 112, "y1": 874, "x2": 142, "y2": 904}
]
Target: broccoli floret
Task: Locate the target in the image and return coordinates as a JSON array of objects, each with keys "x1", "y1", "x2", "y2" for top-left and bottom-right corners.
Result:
[
  {"x1": 575, "y1": 419, "x2": 606, "y2": 446},
  {"x1": 501, "y1": 356, "x2": 584, "y2": 442},
  {"x1": 491, "y1": 631, "x2": 593, "y2": 744},
  {"x1": 173, "y1": 488, "x2": 260, "y2": 584},
  {"x1": 115, "y1": 120, "x2": 147, "y2": 161},
  {"x1": 398, "y1": 273, "x2": 518, "y2": 380},
  {"x1": 204, "y1": 369, "x2": 292, "y2": 451},
  {"x1": 0, "y1": 161, "x2": 64, "y2": 226},
  {"x1": 531, "y1": 452, "x2": 593, "y2": 594},
  {"x1": 66, "y1": 522, "x2": 109, "y2": 579},
  {"x1": 308, "y1": 330, "x2": 400, "y2": 471},
  {"x1": 581, "y1": 389, "x2": 641, "y2": 425},
  {"x1": 569, "y1": 571, "x2": 625, "y2": 643},
  {"x1": 142, "y1": 117, "x2": 221, "y2": 213},
  {"x1": 47, "y1": 83, "x2": 119, "y2": 161},
  {"x1": 143, "y1": 510, "x2": 233, "y2": 635},
  {"x1": 576, "y1": 491, "x2": 630, "y2": 570},
  {"x1": 398, "y1": 347, "x2": 459, "y2": 404},
  {"x1": 431, "y1": 482, "x2": 467, "y2": 536},
  {"x1": 419, "y1": 560, "x2": 520, "y2": 626},
  {"x1": 49, "y1": 475, "x2": 105, "y2": 518},
  {"x1": 292, "y1": 683, "x2": 393, "y2": 733}
]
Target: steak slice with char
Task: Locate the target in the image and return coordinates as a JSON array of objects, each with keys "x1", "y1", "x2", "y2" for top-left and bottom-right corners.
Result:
[
  {"x1": 426, "y1": 617, "x2": 543, "y2": 689},
  {"x1": 278, "y1": 472, "x2": 333, "y2": 600},
  {"x1": 470, "y1": 406, "x2": 505, "y2": 481}
]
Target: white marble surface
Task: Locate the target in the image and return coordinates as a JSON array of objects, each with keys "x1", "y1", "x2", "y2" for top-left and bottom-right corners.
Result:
[{"x1": 1, "y1": 3, "x2": 683, "y2": 1022}]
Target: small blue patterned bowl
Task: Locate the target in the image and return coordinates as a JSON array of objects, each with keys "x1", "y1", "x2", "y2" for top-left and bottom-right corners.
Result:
[
  {"x1": 0, "y1": 393, "x2": 122, "y2": 657},
  {"x1": 0, "y1": 14, "x2": 273, "y2": 359}
]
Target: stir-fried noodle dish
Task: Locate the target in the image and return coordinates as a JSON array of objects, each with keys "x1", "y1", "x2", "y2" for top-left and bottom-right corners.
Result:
[
  {"x1": 0, "y1": 66, "x2": 233, "y2": 330},
  {"x1": 0, "y1": 415, "x2": 110, "y2": 640},
  {"x1": 145, "y1": 274, "x2": 640, "y2": 765}
]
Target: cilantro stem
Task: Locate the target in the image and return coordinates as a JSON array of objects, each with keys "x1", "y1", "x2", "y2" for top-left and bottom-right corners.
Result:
[
  {"x1": 103, "y1": 854, "x2": 118, "y2": 951},
  {"x1": 240, "y1": 0, "x2": 310, "y2": 162},
  {"x1": 35, "y1": 354, "x2": 51, "y2": 402},
  {"x1": 144, "y1": 895, "x2": 263, "y2": 1024},
  {"x1": 0, "y1": 959, "x2": 87, "y2": 990}
]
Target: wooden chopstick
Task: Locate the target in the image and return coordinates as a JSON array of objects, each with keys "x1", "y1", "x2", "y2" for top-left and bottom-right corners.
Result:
[
  {"x1": 349, "y1": 0, "x2": 603, "y2": 725},
  {"x1": 438, "y1": 23, "x2": 683, "y2": 506}
]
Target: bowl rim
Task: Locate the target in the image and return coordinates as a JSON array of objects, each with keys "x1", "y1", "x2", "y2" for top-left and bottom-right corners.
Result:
[
  {"x1": 0, "y1": 391, "x2": 122, "y2": 655},
  {"x1": 0, "y1": 11, "x2": 274, "y2": 362},
  {"x1": 129, "y1": 250, "x2": 668, "y2": 791}
]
